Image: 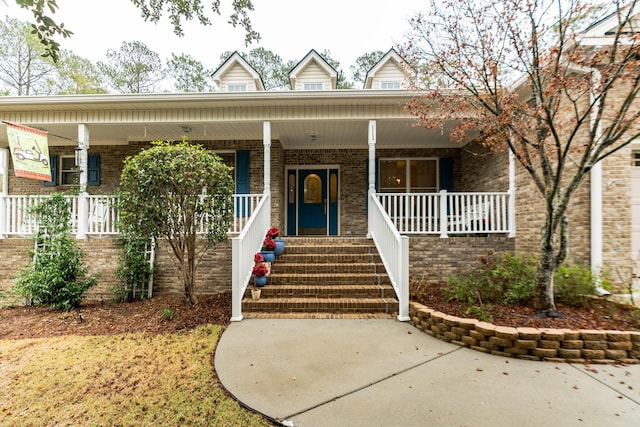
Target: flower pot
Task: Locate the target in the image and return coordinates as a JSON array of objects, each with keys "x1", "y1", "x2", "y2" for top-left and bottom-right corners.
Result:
[
  {"x1": 251, "y1": 289, "x2": 262, "y2": 299},
  {"x1": 254, "y1": 275, "x2": 267, "y2": 287},
  {"x1": 274, "y1": 239, "x2": 285, "y2": 256},
  {"x1": 260, "y1": 250, "x2": 275, "y2": 263}
]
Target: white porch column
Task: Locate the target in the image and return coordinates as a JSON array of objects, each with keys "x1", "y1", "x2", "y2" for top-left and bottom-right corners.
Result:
[
  {"x1": 263, "y1": 121, "x2": 271, "y2": 194},
  {"x1": 368, "y1": 120, "x2": 376, "y2": 193},
  {"x1": 508, "y1": 150, "x2": 516, "y2": 238},
  {"x1": 367, "y1": 120, "x2": 376, "y2": 238},
  {"x1": 76, "y1": 124, "x2": 89, "y2": 239},
  {"x1": 0, "y1": 148, "x2": 8, "y2": 238}
]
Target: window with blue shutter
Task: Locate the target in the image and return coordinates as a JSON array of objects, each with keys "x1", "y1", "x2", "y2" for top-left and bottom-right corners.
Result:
[
  {"x1": 235, "y1": 150, "x2": 250, "y2": 217},
  {"x1": 87, "y1": 154, "x2": 100, "y2": 186},
  {"x1": 43, "y1": 154, "x2": 57, "y2": 186}
]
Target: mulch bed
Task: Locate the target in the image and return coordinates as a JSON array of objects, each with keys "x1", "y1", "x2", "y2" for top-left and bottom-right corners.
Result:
[
  {"x1": 0, "y1": 293, "x2": 232, "y2": 340},
  {"x1": 411, "y1": 281, "x2": 640, "y2": 332}
]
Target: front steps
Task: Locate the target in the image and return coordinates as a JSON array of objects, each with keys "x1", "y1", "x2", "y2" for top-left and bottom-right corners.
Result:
[{"x1": 242, "y1": 237, "x2": 399, "y2": 318}]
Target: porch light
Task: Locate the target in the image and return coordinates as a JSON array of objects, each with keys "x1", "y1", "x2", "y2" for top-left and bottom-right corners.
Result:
[
  {"x1": 309, "y1": 133, "x2": 318, "y2": 142},
  {"x1": 180, "y1": 125, "x2": 192, "y2": 133}
]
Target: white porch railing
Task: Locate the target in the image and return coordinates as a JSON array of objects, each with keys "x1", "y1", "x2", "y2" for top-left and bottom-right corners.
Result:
[
  {"x1": 0, "y1": 193, "x2": 264, "y2": 238},
  {"x1": 231, "y1": 192, "x2": 270, "y2": 321},
  {"x1": 368, "y1": 191, "x2": 410, "y2": 321},
  {"x1": 377, "y1": 190, "x2": 511, "y2": 237}
]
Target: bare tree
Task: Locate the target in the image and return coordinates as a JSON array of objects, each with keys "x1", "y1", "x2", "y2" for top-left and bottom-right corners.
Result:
[{"x1": 403, "y1": 0, "x2": 640, "y2": 316}]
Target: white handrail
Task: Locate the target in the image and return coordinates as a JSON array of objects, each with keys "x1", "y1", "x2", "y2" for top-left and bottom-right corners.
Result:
[
  {"x1": 377, "y1": 191, "x2": 511, "y2": 237},
  {"x1": 0, "y1": 193, "x2": 263, "y2": 238},
  {"x1": 231, "y1": 192, "x2": 271, "y2": 321},
  {"x1": 368, "y1": 191, "x2": 410, "y2": 321}
]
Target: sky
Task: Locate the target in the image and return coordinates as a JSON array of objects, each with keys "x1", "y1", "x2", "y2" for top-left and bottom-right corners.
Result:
[{"x1": 3, "y1": 0, "x2": 428, "y2": 77}]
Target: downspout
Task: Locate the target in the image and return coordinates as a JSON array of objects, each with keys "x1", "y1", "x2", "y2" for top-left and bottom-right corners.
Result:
[{"x1": 589, "y1": 69, "x2": 609, "y2": 296}]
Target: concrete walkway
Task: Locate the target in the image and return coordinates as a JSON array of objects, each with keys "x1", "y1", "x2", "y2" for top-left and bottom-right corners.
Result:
[{"x1": 214, "y1": 319, "x2": 640, "y2": 426}]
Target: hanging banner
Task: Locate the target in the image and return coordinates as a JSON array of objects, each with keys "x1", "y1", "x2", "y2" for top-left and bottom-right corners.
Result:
[{"x1": 4, "y1": 121, "x2": 52, "y2": 182}]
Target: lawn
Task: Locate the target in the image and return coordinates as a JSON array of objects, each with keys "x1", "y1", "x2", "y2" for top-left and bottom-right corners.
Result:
[{"x1": 0, "y1": 325, "x2": 272, "y2": 426}]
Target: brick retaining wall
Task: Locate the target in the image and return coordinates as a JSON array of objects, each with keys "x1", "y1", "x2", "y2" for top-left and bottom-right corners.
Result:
[{"x1": 410, "y1": 302, "x2": 640, "y2": 364}]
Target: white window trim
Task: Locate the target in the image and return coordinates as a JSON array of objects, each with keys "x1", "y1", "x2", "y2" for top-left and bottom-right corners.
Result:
[
  {"x1": 380, "y1": 80, "x2": 401, "y2": 89},
  {"x1": 227, "y1": 83, "x2": 248, "y2": 92},
  {"x1": 303, "y1": 82, "x2": 323, "y2": 90},
  {"x1": 60, "y1": 155, "x2": 77, "y2": 186}
]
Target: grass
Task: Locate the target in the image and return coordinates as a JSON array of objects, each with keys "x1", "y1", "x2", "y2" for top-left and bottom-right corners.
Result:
[{"x1": 0, "y1": 325, "x2": 271, "y2": 426}]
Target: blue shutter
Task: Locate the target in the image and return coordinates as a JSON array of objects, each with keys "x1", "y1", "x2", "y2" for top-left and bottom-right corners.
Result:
[
  {"x1": 87, "y1": 154, "x2": 100, "y2": 186},
  {"x1": 439, "y1": 157, "x2": 454, "y2": 191},
  {"x1": 235, "y1": 150, "x2": 250, "y2": 217},
  {"x1": 44, "y1": 155, "x2": 57, "y2": 186},
  {"x1": 235, "y1": 150, "x2": 250, "y2": 194}
]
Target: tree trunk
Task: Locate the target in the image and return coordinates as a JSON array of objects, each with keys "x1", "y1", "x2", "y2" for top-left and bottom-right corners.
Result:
[{"x1": 534, "y1": 245, "x2": 559, "y2": 315}]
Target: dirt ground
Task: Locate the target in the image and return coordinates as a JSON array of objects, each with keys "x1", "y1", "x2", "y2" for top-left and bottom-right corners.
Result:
[
  {"x1": 2, "y1": 285, "x2": 640, "y2": 340},
  {"x1": 0, "y1": 293, "x2": 232, "y2": 340}
]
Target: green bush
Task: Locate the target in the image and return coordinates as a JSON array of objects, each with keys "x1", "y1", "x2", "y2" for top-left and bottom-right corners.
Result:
[
  {"x1": 444, "y1": 251, "x2": 537, "y2": 306},
  {"x1": 553, "y1": 264, "x2": 597, "y2": 307},
  {"x1": 13, "y1": 194, "x2": 96, "y2": 311}
]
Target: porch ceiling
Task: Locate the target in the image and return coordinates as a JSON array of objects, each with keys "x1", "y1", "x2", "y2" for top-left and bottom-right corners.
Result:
[
  {"x1": 0, "y1": 91, "x2": 467, "y2": 149},
  {"x1": 0, "y1": 119, "x2": 463, "y2": 150}
]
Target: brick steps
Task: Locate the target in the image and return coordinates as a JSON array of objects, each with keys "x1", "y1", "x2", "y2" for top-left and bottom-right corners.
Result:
[{"x1": 243, "y1": 237, "x2": 398, "y2": 317}]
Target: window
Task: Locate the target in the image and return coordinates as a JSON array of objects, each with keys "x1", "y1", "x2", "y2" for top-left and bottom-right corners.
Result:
[
  {"x1": 633, "y1": 151, "x2": 640, "y2": 167},
  {"x1": 379, "y1": 159, "x2": 438, "y2": 193},
  {"x1": 227, "y1": 83, "x2": 247, "y2": 92},
  {"x1": 380, "y1": 80, "x2": 401, "y2": 89},
  {"x1": 60, "y1": 155, "x2": 77, "y2": 186},
  {"x1": 303, "y1": 82, "x2": 323, "y2": 90}
]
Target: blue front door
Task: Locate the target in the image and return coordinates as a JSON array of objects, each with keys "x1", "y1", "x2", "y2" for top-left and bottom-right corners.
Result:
[{"x1": 287, "y1": 168, "x2": 338, "y2": 236}]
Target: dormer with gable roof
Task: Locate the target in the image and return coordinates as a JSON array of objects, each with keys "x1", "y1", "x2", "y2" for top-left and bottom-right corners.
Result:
[
  {"x1": 212, "y1": 51, "x2": 265, "y2": 92},
  {"x1": 364, "y1": 48, "x2": 412, "y2": 90},
  {"x1": 581, "y1": 4, "x2": 640, "y2": 46},
  {"x1": 289, "y1": 49, "x2": 338, "y2": 91}
]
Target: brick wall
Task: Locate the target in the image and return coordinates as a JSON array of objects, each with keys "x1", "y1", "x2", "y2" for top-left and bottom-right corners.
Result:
[
  {"x1": 0, "y1": 237, "x2": 120, "y2": 305},
  {"x1": 409, "y1": 236, "x2": 515, "y2": 283},
  {"x1": 458, "y1": 141, "x2": 509, "y2": 192}
]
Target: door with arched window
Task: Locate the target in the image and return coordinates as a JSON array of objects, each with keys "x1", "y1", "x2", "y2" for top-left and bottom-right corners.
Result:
[{"x1": 286, "y1": 167, "x2": 339, "y2": 236}]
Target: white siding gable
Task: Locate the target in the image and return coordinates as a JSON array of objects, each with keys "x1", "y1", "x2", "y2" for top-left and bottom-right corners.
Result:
[
  {"x1": 289, "y1": 49, "x2": 337, "y2": 90},
  {"x1": 212, "y1": 52, "x2": 265, "y2": 92},
  {"x1": 294, "y1": 60, "x2": 332, "y2": 91},
  {"x1": 364, "y1": 49, "x2": 412, "y2": 90},
  {"x1": 218, "y1": 64, "x2": 256, "y2": 92}
]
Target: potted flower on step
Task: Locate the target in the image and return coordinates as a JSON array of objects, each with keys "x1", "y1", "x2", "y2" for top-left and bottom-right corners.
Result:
[
  {"x1": 252, "y1": 263, "x2": 269, "y2": 287},
  {"x1": 261, "y1": 237, "x2": 276, "y2": 262},
  {"x1": 267, "y1": 227, "x2": 285, "y2": 256}
]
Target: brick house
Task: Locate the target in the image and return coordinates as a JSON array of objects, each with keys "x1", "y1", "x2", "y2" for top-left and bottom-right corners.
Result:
[{"x1": 0, "y1": 34, "x2": 637, "y2": 319}]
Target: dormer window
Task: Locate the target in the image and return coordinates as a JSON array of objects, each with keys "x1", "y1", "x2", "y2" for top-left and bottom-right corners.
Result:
[
  {"x1": 227, "y1": 83, "x2": 248, "y2": 92},
  {"x1": 381, "y1": 80, "x2": 401, "y2": 89},
  {"x1": 303, "y1": 82, "x2": 323, "y2": 91}
]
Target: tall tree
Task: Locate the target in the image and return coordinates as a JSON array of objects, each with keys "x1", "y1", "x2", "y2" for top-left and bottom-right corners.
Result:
[
  {"x1": 49, "y1": 50, "x2": 107, "y2": 94},
  {"x1": 166, "y1": 53, "x2": 214, "y2": 92},
  {"x1": 118, "y1": 140, "x2": 234, "y2": 305},
  {"x1": 14, "y1": 0, "x2": 72, "y2": 62},
  {"x1": 0, "y1": 16, "x2": 56, "y2": 95},
  {"x1": 403, "y1": 0, "x2": 640, "y2": 316},
  {"x1": 98, "y1": 41, "x2": 165, "y2": 93},
  {"x1": 14, "y1": 0, "x2": 259, "y2": 61},
  {"x1": 351, "y1": 50, "x2": 385, "y2": 86}
]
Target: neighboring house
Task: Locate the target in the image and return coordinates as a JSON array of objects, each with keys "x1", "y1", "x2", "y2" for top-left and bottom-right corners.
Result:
[{"x1": 0, "y1": 41, "x2": 637, "y2": 318}]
